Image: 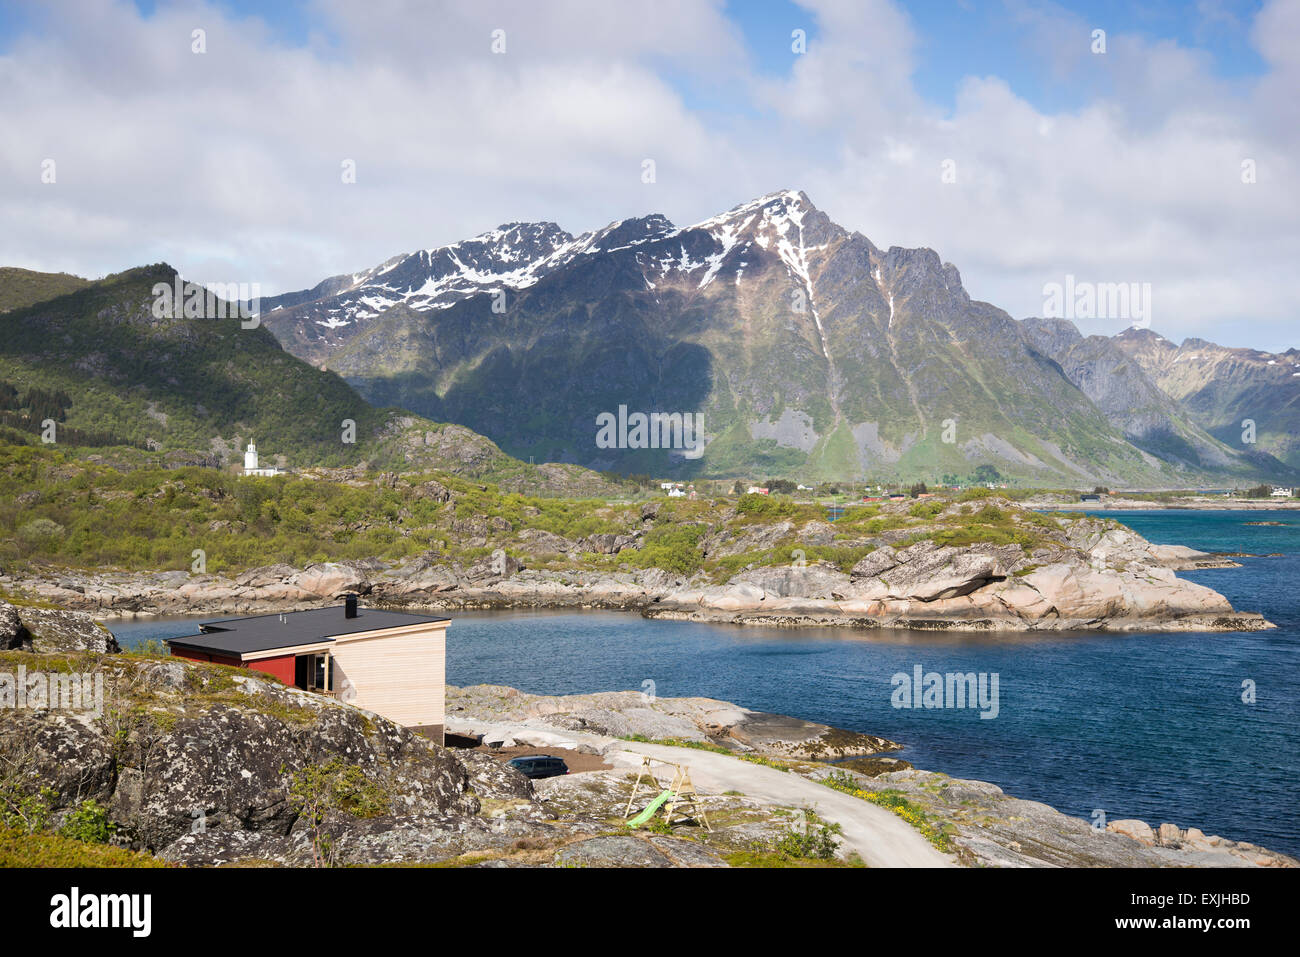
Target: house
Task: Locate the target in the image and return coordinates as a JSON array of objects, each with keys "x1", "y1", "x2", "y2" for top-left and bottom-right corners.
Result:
[
  {"x1": 667, "y1": 486, "x2": 686, "y2": 497},
  {"x1": 1080, "y1": 493, "x2": 1101, "y2": 502},
  {"x1": 167, "y1": 596, "x2": 449, "y2": 742},
  {"x1": 241, "y1": 442, "x2": 283, "y2": 477},
  {"x1": 1271, "y1": 487, "x2": 1293, "y2": 498},
  {"x1": 747, "y1": 486, "x2": 770, "y2": 495}
]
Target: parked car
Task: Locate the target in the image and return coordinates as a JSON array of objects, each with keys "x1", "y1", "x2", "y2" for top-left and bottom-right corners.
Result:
[{"x1": 507, "y1": 755, "x2": 569, "y2": 779}]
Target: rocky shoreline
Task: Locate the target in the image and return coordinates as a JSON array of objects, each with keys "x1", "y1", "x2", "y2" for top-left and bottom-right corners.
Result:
[
  {"x1": 0, "y1": 502, "x2": 1273, "y2": 633},
  {"x1": 2, "y1": 601, "x2": 1294, "y2": 868},
  {"x1": 444, "y1": 683, "x2": 1296, "y2": 868}
]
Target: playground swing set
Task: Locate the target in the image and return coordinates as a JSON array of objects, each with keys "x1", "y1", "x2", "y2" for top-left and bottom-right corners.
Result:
[{"x1": 622, "y1": 755, "x2": 711, "y2": 831}]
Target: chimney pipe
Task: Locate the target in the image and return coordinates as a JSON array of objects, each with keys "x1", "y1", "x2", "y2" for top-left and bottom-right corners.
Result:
[{"x1": 344, "y1": 594, "x2": 358, "y2": 619}]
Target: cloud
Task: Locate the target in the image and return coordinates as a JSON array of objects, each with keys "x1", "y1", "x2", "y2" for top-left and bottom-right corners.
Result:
[
  {"x1": 0, "y1": 0, "x2": 1295, "y2": 351},
  {"x1": 763, "y1": 0, "x2": 1299, "y2": 350}
]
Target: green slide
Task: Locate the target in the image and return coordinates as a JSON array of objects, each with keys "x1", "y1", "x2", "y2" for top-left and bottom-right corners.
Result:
[{"x1": 627, "y1": 790, "x2": 675, "y2": 828}]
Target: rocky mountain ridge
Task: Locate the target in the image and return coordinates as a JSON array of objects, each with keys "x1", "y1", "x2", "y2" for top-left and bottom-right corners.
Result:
[
  {"x1": 1112, "y1": 327, "x2": 1300, "y2": 470},
  {"x1": 261, "y1": 190, "x2": 1291, "y2": 485}
]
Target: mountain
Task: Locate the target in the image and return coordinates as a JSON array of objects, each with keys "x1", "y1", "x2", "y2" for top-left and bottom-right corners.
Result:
[
  {"x1": 1016, "y1": 319, "x2": 1291, "y2": 480},
  {"x1": 0, "y1": 264, "x2": 387, "y2": 464},
  {"x1": 1111, "y1": 328, "x2": 1300, "y2": 470},
  {"x1": 0, "y1": 267, "x2": 90, "y2": 314},
  {"x1": 0, "y1": 265, "x2": 621, "y2": 492},
  {"x1": 262, "y1": 190, "x2": 1285, "y2": 485}
]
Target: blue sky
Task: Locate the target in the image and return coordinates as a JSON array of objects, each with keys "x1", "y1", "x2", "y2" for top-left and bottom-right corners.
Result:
[
  {"x1": 2, "y1": 1, "x2": 1270, "y2": 113},
  {"x1": 1, "y1": 0, "x2": 1296, "y2": 350}
]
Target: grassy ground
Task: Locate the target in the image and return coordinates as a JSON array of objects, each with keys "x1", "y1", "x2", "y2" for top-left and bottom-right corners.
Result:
[
  {"x1": 1, "y1": 440, "x2": 1090, "y2": 583},
  {"x1": 0, "y1": 826, "x2": 167, "y2": 867}
]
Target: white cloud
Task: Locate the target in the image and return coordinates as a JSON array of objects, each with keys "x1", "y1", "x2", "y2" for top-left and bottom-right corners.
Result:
[{"x1": 0, "y1": 0, "x2": 1295, "y2": 351}]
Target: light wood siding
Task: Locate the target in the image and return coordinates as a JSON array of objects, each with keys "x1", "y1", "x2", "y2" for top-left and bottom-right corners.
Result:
[{"x1": 328, "y1": 623, "x2": 446, "y2": 729}]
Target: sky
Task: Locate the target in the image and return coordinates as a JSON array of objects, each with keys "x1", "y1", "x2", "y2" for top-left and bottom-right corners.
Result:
[{"x1": 1, "y1": 0, "x2": 1296, "y2": 351}]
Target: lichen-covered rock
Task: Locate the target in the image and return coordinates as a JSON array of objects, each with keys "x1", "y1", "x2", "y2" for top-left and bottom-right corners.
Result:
[
  {"x1": 0, "y1": 650, "x2": 489, "y2": 865},
  {"x1": 554, "y1": 835, "x2": 683, "y2": 868},
  {"x1": 454, "y1": 748, "x2": 536, "y2": 802},
  {"x1": 830, "y1": 768, "x2": 1298, "y2": 868},
  {"x1": 0, "y1": 601, "x2": 24, "y2": 649},
  {"x1": 0, "y1": 600, "x2": 119, "y2": 653},
  {"x1": 447, "y1": 684, "x2": 899, "y2": 759}
]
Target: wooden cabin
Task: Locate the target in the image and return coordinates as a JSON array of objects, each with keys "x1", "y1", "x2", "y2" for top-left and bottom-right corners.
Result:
[{"x1": 167, "y1": 596, "x2": 449, "y2": 742}]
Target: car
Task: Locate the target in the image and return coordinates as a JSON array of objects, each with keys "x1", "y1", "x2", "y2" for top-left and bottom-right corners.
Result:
[{"x1": 506, "y1": 754, "x2": 569, "y2": 779}]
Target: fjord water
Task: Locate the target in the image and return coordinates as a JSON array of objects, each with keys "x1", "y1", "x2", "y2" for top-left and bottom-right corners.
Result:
[{"x1": 108, "y1": 509, "x2": 1300, "y2": 856}]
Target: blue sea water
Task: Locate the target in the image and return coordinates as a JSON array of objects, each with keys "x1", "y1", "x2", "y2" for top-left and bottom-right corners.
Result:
[{"x1": 108, "y1": 509, "x2": 1300, "y2": 856}]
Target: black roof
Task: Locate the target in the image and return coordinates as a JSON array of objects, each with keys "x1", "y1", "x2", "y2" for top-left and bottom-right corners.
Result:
[{"x1": 166, "y1": 606, "x2": 450, "y2": 657}]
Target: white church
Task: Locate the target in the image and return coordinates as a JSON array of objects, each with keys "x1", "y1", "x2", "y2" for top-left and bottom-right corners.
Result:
[{"x1": 241, "y1": 442, "x2": 283, "y2": 477}]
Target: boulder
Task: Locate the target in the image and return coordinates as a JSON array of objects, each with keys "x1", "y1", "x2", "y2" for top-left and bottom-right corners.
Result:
[
  {"x1": 0, "y1": 654, "x2": 487, "y2": 864},
  {"x1": 294, "y1": 562, "x2": 370, "y2": 598},
  {"x1": 732, "y1": 563, "x2": 850, "y2": 599},
  {"x1": 517, "y1": 528, "x2": 577, "y2": 555},
  {"x1": 849, "y1": 542, "x2": 1007, "y2": 602},
  {"x1": 1157, "y1": 822, "x2": 1184, "y2": 847},
  {"x1": 1107, "y1": 819, "x2": 1156, "y2": 845},
  {"x1": 0, "y1": 601, "x2": 120, "y2": 654},
  {"x1": 581, "y1": 533, "x2": 638, "y2": 554},
  {"x1": 0, "y1": 601, "x2": 25, "y2": 649}
]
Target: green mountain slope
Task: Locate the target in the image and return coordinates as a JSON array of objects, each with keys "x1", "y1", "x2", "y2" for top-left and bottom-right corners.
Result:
[
  {"x1": 0, "y1": 264, "x2": 384, "y2": 465},
  {"x1": 0, "y1": 265, "x2": 623, "y2": 494},
  {"x1": 0, "y1": 267, "x2": 91, "y2": 314}
]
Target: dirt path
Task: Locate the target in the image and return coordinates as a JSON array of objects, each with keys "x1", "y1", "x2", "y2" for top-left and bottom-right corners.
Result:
[
  {"x1": 617, "y1": 739, "x2": 954, "y2": 868},
  {"x1": 450, "y1": 719, "x2": 955, "y2": 868}
]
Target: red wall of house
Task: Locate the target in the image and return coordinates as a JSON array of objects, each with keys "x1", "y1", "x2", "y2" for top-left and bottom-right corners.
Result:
[
  {"x1": 170, "y1": 648, "x2": 296, "y2": 685},
  {"x1": 171, "y1": 647, "x2": 241, "y2": 668},
  {"x1": 244, "y1": 654, "x2": 296, "y2": 685}
]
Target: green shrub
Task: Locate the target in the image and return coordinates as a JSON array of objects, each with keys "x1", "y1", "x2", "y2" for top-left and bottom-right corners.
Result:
[
  {"x1": 908, "y1": 500, "x2": 944, "y2": 519},
  {"x1": 772, "y1": 809, "x2": 842, "y2": 860},
  {"x1": 736, "y1": 494, "x2": 796, "y2": 519},
  {"x1": 59, "y1": 799, "x2": 114, "y2": 844}
]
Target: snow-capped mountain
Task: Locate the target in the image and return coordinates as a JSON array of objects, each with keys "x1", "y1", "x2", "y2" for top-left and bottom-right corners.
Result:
[
  {"x1": 263, "y1": 191, "x2": 842, "y2": 361},
  {"x1": 261, "y1": 191, "x2": 1296, "y2": 484},
  {"x1": 262, "y1": 213, "x2": 681, "y2": 360}
]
